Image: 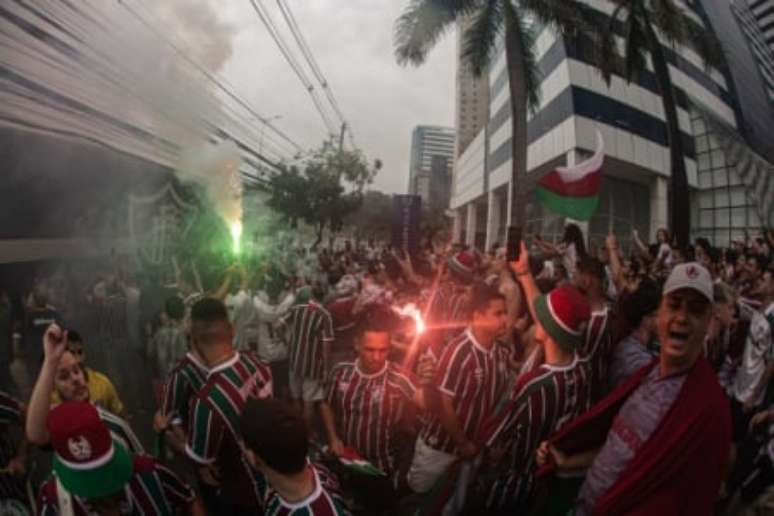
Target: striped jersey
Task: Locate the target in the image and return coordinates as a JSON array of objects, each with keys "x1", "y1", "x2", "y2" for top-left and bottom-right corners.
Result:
[
  {"x1": 325, "y1": 361, "x2": 417, "y2": 474},
  {"x1": 186, "y1": 351, "x2": 273, "y2": 507},
  {"x1": 260, "y1": 462, "x2": 351, "y2": 516},
  {"x1": 427, "y1": 282, "x2": 469, "y2": 345},
  {"x1": 162, "y1": 352, "x2": 208, "y2": 425},
  {"x1": 579, "y1": 307, "x2": 613, "y2": 404},
  {"x1": 97, "y1": 405, "x2": 145, "y2": 454},
  {"x1": 420, "y1": 329, "x2": 513, "y2": 454},
  {"x1": 39, "y1": 455, "x2": 195, "y2": 516},
  {"x1": 284, "y1": 302, "x2": 334, "y2": 380},
  {"x1": 482, "y1": 356, "x2": 591, "y2": 510}
]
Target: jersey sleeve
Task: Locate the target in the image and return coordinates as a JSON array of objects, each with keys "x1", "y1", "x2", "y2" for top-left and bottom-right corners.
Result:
[
  {"x1": 436, "y1": 344, "x2": 468, "y2": 398},
  {"x1": 389, "y1": 366, "x2": 418, "y2": 402},
  {"x1": 185, "y1": 399, "x2": 222, "y2": 465},
  {"x1": 162, "y1": 368, "x2": 187, "y2": 422},
  {"x1": 322, "y1": 312, "x2": 335, "y2": 341},
  {"x1": 156, "y1": 462, "x2": 196, "y2": 506},
  {"x1": 325, "y1": 367, "x2": 342, "y2": 406}
]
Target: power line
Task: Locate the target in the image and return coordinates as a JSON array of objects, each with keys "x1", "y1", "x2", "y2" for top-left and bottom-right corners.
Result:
[
  {"x1": 248, "y1": 0, "x2": 338, "y2": 138},
  {"x1": 274, "y1": 0, "x2": 357, "y2": 148},
  {"x1": 123, "y1": 0, "x2": 303, "y2": 157}
]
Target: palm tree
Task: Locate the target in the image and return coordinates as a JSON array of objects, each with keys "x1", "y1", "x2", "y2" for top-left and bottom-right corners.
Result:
[
  {"x1": 593, "y1": 0, "x2": 723, "y2": 246},
  {"x1": 394, "y1": 0, "x2": 590, "y2": 230}
]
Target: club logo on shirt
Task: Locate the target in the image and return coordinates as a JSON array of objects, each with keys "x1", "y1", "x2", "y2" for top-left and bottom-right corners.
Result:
[{"x1": 67, "y1": 436, "x2": 92, "y2": 461}]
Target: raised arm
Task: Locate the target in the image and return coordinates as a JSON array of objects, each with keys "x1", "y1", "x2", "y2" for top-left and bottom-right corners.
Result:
[
  {"x1": 26, "y1": 324, "x2": 67, "y2": 445},
  {"x1": 606, "y1": 232, "x2": 626, "y2": 294},
  {"x1": 510, "y1": 242, "x2": 540, "y2": 327}
]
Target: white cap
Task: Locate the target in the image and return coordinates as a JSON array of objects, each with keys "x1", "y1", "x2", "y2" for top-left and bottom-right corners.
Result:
[{"x1": 663, "y1": 262, "x2": 713, "y2": 303}]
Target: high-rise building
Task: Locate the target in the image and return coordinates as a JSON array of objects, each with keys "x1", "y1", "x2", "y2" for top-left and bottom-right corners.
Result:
[
  {"x1": 407, "y1": 125, "x2": 455, "y2": 204},
  {"x1": 455, "y1": 15, "x2": 490, "y2": 157},
  {"x1": 450, "y1": 0, "x2": 772, "y2": 250}
]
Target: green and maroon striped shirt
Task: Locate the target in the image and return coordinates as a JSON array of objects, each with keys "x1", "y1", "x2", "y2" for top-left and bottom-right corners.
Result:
[
  {"x1": 186, "y1": 351, "x2": 272, "y2": 507},
  {"x1": 162, "y1": 352, "x2": 208, "y2": 425}
]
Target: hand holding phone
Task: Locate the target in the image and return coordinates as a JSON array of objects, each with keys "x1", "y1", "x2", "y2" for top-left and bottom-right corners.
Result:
[{"x1": 507, "y1": 226, "x2": 522, "y2": 262}]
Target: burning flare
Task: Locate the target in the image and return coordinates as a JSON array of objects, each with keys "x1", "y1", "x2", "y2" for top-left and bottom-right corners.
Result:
[
  {"x1": 393, "y1": 303, "x2": 425, "y2": 335},
  {"x1": 230, "y1": 221, "x2": 242, "y2": 255}
]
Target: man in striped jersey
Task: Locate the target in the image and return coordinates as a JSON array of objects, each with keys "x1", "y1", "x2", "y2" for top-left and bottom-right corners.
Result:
[
  {"x1": 26, "y1": 326, "x2": 144, "y2": 455},
  {"x1": 38, "y1": 401, "x2": 204, "y2": 516},
  {"x1": 281, "y1": 285, "x2": 334, "y2": 426},
  {"x1": 184, "y1": 298, "x2": 273, "y2": 515},
  {"x1": 478, "y1": 248, "x2": 592, "y2": 512},
  {"x1": 425, "y1": 251, "x2": 475, "y2": 356},
  {"x1": 320, "y1": 309, "x2": 425, "y2": 510},
  {"x1": 574, "y1": 257, "x2": 614, "y2": 404},
  {"x1": 407, "y1": 283, "x2": 512, "y2": 497},
  {"x1": 240, "y1": 398, "x2": 351, "y2": 515}
]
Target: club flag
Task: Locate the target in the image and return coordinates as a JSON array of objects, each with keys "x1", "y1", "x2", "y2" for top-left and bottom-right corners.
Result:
[
  {"x1": 336, "y1": 447, "x2": 385, "y2": 477},
  {"x1": 536, "y1": 131, "x2": 604, "y2": 221}
]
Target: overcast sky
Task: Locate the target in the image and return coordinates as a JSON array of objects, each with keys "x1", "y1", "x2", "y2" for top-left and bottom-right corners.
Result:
[{"x1": 215, "y1": 1, "x2": 456, "y2": 193}]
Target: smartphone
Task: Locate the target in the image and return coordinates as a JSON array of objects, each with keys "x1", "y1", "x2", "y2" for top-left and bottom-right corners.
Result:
[{"x1": 506, "y1": 226, "x2": 522, "y2": 262}]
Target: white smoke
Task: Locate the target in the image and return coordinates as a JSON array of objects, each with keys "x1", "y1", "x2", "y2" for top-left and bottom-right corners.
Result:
[{"x1": 178, "y1": 140, "x2": 243, "y2": 227}]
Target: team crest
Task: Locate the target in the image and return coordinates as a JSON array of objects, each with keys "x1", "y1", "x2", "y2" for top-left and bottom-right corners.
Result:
[
  {"x1": 67, "y1": 436, "x2": 92, "y2": 461},
  {"x1": 128, "y1": 182, "x2": 198, "y2": 273},
  {"x1": 686, "y1": 266, "x2": 699, "y2": 279}
]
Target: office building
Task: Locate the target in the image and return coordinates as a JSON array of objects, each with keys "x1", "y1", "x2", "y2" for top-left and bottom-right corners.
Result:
[
  {"x1": 455, "y1": 15, "x2": 491, "y2": 157},
  {"x1": 408, "y1": 125, "x2": 455, "y2": 205},
  {"x1": 450, "y1": 0, "x2": 773, "y2": 249}
]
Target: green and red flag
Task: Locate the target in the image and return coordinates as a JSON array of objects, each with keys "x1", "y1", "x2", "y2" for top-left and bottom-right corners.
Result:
[{"x1": 536, "y1": 132, "x2": 604, "y2": 221}]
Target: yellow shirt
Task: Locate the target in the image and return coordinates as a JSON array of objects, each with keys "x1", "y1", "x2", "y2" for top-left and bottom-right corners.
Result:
[{"x1": 51, "y1": 367, "x2": 125, "y2": 416}]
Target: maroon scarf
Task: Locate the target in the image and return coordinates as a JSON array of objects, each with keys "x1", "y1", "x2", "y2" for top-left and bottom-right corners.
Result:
[{"x1": 540, "y1": 357, "x2": 731, "y2": 516}]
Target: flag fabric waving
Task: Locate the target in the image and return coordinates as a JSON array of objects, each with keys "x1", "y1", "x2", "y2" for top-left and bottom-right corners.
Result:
[{"x1": 536, "y1": 132, "x2": 604, "y2": 221}]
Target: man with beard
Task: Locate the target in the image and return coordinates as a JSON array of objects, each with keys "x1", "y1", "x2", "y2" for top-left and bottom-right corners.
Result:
[
  {"x1": 538, "y1": 263, "x2": 731, "y2": 516},
  {"x1": 26, "y1": 325, "x2": 143, "y2": 455}
]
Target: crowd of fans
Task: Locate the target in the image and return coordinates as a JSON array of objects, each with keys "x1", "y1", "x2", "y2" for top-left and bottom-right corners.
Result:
[{"x1": 0, "y1": 227, "x2": 772, "y2": 515}]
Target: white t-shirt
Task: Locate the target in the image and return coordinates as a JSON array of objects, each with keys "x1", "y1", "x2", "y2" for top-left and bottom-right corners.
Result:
[
  {"x1": 225, "y1": 290, "x2": 255, "y2": 350},
  {"x1": 561, "y1": 242, "x2": 579, "y2": 280},
  {"x1": 657, "y1": 243, "x2": 673, "y2": 268},
  {"x1": 733, "y1": 303, "x2": 774, "y2": 405}
]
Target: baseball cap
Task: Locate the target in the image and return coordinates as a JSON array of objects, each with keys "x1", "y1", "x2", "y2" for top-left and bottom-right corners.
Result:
[
  {"x1": 662, "y1": 262, "x2": 713, "y2": 303},
  {"x1": 47, "y1": 402, "x2": 133, "y2": 499}
]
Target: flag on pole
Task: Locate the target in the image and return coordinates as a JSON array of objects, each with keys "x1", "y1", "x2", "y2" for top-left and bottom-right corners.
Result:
[{"x1": 536, "y1": 131, "x2": 604, "y2": 221}]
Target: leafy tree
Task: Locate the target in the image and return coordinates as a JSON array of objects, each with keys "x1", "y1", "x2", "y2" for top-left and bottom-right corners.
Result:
[
  {"x1": 592, "y1": 0, "x2": 723, "y2": 245},
  {"x1": 263, "y1": 140, "x2": 381, "y2": 249},
  {"x1": 394, "y1": 0, "x2": 590, "y2": 229}
]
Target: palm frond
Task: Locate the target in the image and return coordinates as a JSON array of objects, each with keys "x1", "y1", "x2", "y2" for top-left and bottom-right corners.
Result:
[
  {"x1": 623, "y1": 15, "x2": 648, "y2": 82},
  {"x1": 461, "y1": 0, "x2": 503, "y2": 76},
  {"x1": 595, "y1": 2, "x2": 627, "y2": 84},
  {"x1": 394, "y1": 0, "x2": 480, "y2": 66},
  {"x1": 649, "y1": 0, "x2": 686, "y2": 48},
  {"x1": 519, "y1": 0, "x2": 594, "y2": 36},
  {"x1": 504, "y1": 2, "x2": 541, "y2": 113},
  {"x1": 648, "y1": 0, "x2": 725, "y2": 70},
  {"x1": 683, "y1": 16, "x2": 726, "y2": 70}
]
